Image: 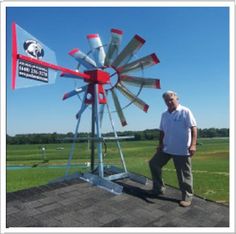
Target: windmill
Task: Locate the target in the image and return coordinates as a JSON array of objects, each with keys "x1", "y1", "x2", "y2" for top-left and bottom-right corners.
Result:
[{"x1": 12, "y1": 24, "x2": 161, "y2": 194}]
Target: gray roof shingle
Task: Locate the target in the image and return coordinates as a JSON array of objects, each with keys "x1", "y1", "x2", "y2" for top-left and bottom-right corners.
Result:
[{"x1": 7, "y1": 178, "x2": 229, "y2": 227}]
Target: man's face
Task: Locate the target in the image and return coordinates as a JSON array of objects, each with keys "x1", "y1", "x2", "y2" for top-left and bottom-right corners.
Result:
[{"x1": 164, "y1": 94, "x2": 179, "y2": 112}]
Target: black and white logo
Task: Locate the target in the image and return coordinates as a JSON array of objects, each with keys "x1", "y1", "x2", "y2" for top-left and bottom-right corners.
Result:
[{"x1": 23, "y1": 40, "x2": 44, "y2": 59}]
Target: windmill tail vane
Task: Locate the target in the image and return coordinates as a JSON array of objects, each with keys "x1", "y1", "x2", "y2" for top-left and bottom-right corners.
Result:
[{"x1": 12, "y1": 22, "x2": 162, "y2": 194}]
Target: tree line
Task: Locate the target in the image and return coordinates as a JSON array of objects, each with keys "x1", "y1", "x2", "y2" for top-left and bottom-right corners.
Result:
[{"x1": 6, "y1": 128, "x2": 229, "y2": 145}]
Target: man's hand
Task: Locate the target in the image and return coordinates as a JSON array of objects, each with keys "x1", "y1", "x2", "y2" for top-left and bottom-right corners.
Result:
[
  {"x1": 156, "y1": 143, "x2": 163, "y2": 153},
  {"x1": 189, "y1": 145, "x2": 196, "y2": 156},
  {"x1": 189, "y1": 127, "x2": 197, "y2": 156},
  {"x1": 157, "y1": 131, "x2": 164, "y2": 153}
]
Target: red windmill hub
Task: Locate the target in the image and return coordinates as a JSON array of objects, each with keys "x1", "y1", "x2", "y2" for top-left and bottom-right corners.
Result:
[{"x1": 84, "y1": 69, "x2": 110, "y2": 104}]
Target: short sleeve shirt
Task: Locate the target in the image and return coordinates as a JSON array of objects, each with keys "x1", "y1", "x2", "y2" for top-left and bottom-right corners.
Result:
[{"x1": 159, "y1": 104, "x2": 197, "y2": 156}]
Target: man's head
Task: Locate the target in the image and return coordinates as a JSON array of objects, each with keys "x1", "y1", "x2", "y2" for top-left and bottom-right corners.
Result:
[{"x1": 162, "y1": 90, "x2": 179, "y2": 112}]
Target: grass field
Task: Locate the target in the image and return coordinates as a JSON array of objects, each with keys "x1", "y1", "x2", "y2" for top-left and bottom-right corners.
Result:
[{"x1": 6, "y1": 138, "x2": 229, "y2": 204}]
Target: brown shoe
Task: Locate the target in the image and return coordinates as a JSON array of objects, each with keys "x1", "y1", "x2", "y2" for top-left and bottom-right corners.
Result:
[{"x1": 179, "y1": 200, "x2": 192, "y2": 207}]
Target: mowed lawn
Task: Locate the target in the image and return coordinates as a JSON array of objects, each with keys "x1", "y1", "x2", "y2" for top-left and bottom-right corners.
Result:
[{"x1": 6, "y1": 138, "x2": 229, "y2": 204}]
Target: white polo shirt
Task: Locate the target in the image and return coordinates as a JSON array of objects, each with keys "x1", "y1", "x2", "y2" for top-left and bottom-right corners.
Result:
[{"x1": 159, "y1": 104, "x2": 197, "y2": 156}]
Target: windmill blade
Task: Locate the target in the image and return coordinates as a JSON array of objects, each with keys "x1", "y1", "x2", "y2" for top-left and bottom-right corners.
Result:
[
  {"x1": 117, "y1": 53, "x2": 160, "y2": 75},
  {"x1": 62, "y1": 85, "x2": 87, "y2": 100},
  {"x1": 120, "y1": 75, "x2": 160, "y2": 89},
  {"x1": 111, "y1": 89, "x2": 127, "y2": 126},
  {"x1": 116, "y1": 82, "x2": 149, "y2": 112},
  {"x1": 112, "y1": 34, "x2": 145, "y2": 68},
  {"x1": 87, "y1": 34, "x2": 106, "y2": 67},
  {"x1": 69, "y1": 48, "x2": 97, "y2": 69},
  {"x1": 104, "y1": 29, "x2": 123, "y2": 66}
]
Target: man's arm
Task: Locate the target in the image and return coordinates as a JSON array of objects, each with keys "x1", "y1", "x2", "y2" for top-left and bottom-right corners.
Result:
[{"x1": 189, "y1": 126, "x2": 197, "y2": 156}]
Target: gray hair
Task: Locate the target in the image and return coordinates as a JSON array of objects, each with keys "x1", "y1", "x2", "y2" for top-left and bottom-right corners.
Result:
[{"x1": 162, "y1": 90, "x2": 178, "y2": 99}]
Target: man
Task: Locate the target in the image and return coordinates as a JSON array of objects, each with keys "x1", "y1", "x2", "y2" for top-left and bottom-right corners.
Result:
[{"x1": 149, "y1": 91, "x2": 197, "y2": 207}]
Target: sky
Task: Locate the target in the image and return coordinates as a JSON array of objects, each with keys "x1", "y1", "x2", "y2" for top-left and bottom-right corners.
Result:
[{"x1": 5, "y1": 5, "x2": 230, "y2": 136}]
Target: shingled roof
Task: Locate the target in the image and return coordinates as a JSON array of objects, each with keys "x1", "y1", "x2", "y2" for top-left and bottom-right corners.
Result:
[{"x1": 7, "y1": 178, "x2": 229, "y2": 228}]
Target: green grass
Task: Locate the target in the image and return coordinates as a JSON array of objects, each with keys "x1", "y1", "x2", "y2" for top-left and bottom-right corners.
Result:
[{"x1": 6, "y1": 138, "x2": 229, "y2": 204}]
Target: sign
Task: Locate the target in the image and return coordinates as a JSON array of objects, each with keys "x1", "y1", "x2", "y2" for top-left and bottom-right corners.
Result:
[{"x1": 18, "y1": 59, "x2": 48, "y2": 83}]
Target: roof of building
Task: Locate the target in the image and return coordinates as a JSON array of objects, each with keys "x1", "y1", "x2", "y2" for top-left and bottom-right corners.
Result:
[{"x1": 7, "y1": 177, "x2": 229, "y2": 228}]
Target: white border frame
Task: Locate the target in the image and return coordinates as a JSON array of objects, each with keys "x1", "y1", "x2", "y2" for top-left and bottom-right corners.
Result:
[{"x1": 1, "y1": 1, "x2": 235, "y2": 233}]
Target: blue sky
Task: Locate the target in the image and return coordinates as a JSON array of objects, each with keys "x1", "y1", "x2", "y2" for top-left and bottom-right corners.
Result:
[{"x1": 6, "y1": 6, "x2": 229, "y2": 136}]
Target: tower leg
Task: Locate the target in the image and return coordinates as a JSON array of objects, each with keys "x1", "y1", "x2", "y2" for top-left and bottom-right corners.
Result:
[
  {"x1": 49, "y1": 100, "x2": 88, "y2": 183},
  {"x1": 65, "y1": 90, "x2": 88, "y2": 177},
  {"x1": 90, "y1": 97, "x2": 95, "y2": 172},
  {"x1": 105, "y1": 94, "x2": 128, "y2": 172},
  {"x1": 94, "y1": 84, "x2": 104, "y2": 178}
]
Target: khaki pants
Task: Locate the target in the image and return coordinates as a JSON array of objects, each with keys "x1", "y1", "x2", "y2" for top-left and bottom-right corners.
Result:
[{"x1": 149, "y1": 150, "x2": 193, "y2": 201}]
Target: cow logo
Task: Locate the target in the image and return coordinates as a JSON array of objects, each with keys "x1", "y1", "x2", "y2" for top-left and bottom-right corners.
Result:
[{"x1": 23, "y1": 40, "x2": 44, "y2": 59}]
